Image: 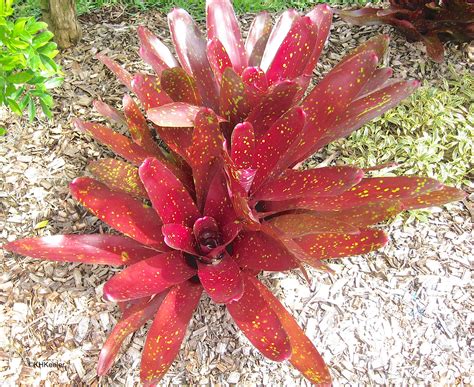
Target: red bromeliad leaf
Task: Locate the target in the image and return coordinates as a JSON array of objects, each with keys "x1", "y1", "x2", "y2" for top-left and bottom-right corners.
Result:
[
  {"x1": 148, "y1": 102, "x2": 201, "y2": 128},
  {"x1": 74, "y1": 119, "x2": 153, "y2": 166},
  {"x1": 206, "y1": 0, "x2": 247, "y2": 74},
  {"x1": 227, "y1": 271, "x2": 292, "y2": 361},
  {"x1": 4, "y1": 234, "x2": 157, "y2": 265},
  {"x1": 70, "y1": 177, "x2": 166, "y2": 249},
  {"x1": 161, "y1": 224, "x2": 197, "y2": 254},
  {"x1": 137, "y1": 26, "x2": 179, "y2": 75},
  {"x1": 335, "y1": 34, "x2": 390, "y2": 70},
  {"x1": 402, "y1": 185, "x2": 467, "y2": 210},
  {"x1": 207, "y1": 38, "x2": 233, "y2": 84},
  {"x1": 232, "y1": 231, "x2": 300, "y2": 271},
  {"x1": 231, "y1": 122, "x2": 255, "y2": 169},
  {"x1": 168, "y1": 8, "x2": 220, "y2": 111},
  {"x1": 423, "y1": 33, "x2": 444, "y2": 63},
  {"x1": 267, "y1": 212, "x2": 359, "y2": 237},
  {"x1": 304, "y1": 4, "x2": 333, "y2": 75},
  {"x1": 252, "y1": 107, "x2": 306, "y2": 190},
  {"x1": 358, "y1": 67, "x2": 394, "y2": 97},
  {"x1": 197, "y1": 251, "x2": 244, "y2": 303},
  {"x1": 96, "y1": 53, "x2": 133, "y2": 90},
  {"x1": 103, "y1": 251, "x2": 196, "y2": 302},
  {"x1": 161, "y1": 67, "x2": 202, "y2": 105},
  {"x1": 219, "y1": 67, "x2": 250, "y2": 125},
  {"x1": 204, "y1": 169, "x2": 236, "y2": 227},
  {"x1": 261, "y1": 9, "x2": 299, "y2": 71},
  {"x1": 140, "y1": 281, "x2": 202, "y2": 385},
  {"x1": 266, "y1": 16, "x2": 318, "y2": 84},
  {"x1": 253, "y1": 166, "x2": 364, "y2": 201},
  {"x1": 88, "y1": 158, "x2": 148, "y2": 199},
  {"x1": 294, "y1": 229, "x2": 389, "y2": 261},
  {"x1": 241, "y1": 66, "x2": 269, "y2": 106},
  {"x1": 253, "y1": 277, "x2": 332, "y2": 385},
  {"x1": 93, "y1": 100, "x2": 126, "y2": 125},
  {"x1": 118, "y1": 295, "x2": 153, "y2": 318},
  {"x1": 139, "y1": 157, "x2": 200, "y2": 227},
  {"x1": 97, "y1": 292, "x2": 168, "y2": 376},
  {"x1": 131, "y1": 74, "x2": 173, "y2": 111},
  {"x1": 245, "y1": 12, "x2": 272, "y2": 65}
]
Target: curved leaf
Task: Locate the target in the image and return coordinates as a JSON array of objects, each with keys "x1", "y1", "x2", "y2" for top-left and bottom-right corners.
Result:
[
  {"x1": 137, "y1": 26, "x2": 179, "y2": 75},
  {"x1": 161, "y1": 67, "x2": 202, "y2": 105}
]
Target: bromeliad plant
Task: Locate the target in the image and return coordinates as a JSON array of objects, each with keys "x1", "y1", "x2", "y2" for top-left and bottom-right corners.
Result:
[
  {"x1": 337, "y1": 0, "x2": 474, "y2": 62},
  {"x1": 4, "y1": 0, "x2": 466, "y2": 384}
]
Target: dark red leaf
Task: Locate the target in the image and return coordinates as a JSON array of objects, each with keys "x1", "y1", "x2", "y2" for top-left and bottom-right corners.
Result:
[
  {"x1": 93, "y1": 100, "x2": 126, "y2": 125},
  {"x1": 161, "y1": 67, "x2": 202, "y2": 105},
  {"x1": 131, "y1": 73, "x2": 173, "y2": 111},
  {"x1": 204, "y1": 169, "x2": 237, "y2": 228},
  {"x1": 402, "y1": 185, "x2": 466, "y2": 210},
  {"x1": 231, "y1": 122, "x2": 255, "y2": 169},
  {"x1": 335, "y1": 34, "x2": 389, "y2": 70},
  {"x1": 137, "y1": 26, "x2": 179, "y2": 75},
  {"x1": 423, "y1": 33, "x2": 445, "y2": 63},
  {"x1": 304, "y1": 4, "x2": 333, "y2": 75},
  {"x1": 219, "y1": 67, "x2": 250, "y2": 125},
  {"x1": 161, "y1": 224, "x2": 197, "y2": 254},
  {"x1": 207, "y1": 38, "x2": 233, "y2": 84},
  {"x1": 358, "y1": 67, "x2": 393, "y2": 97},
  {"x1": 96, "y1": 53, "x2": 133, "y2": 90}
]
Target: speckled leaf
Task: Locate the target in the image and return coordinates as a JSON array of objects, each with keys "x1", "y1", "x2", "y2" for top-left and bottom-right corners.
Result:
[
  {"x1": 232, "y1": 231, "x2": 300, "y2": 271},
  {"x1": 423, "y1": 33, "x2": 444, "y2": 63},
  {"x1": 97, "y1": 292, "x2": 167, "y2": 376},
  {"x1": 168, "y1": 8, "x2": 219, "y2": 111},
  {"x1": 207, "y1": 38, "x2": 233, "y2": 84},
  {"x1": 3, "y1": 234, "x2": 157, "y2": 265},
  {"x1": 253, "y1": 166, "x2": 364, "y2": 201},
  {"x1": 206, "y1": 0, "x2": 247, "y2": 73},
  {"x1": 96, "y1": 53, "x2": 133, "y2": 90},
  {"x1": 219, "y1": 67, "x2": 250, "y2": 125},
  {"x1": 253, "y1": 277, "x2": 332, "y2": 385},
  {"x1": 294, "y1": 229, "x2": 388, "y2": 262},
  {"x1": 231, "y1": 122, "x2": 255, "y2": 169},
  {"x1": 103, "y1": 251, "x2": 196, "y2": 302},
  {"x1": 139, "y1": 157, "x2": 200, "y2": 227},
  {"x1": 161, "y1": 224, "x2": 197, "y2": 254},
  {"x1": 74, "y1": 119, "x2": 154, "y2": 166},
  {"x1": 402, "y1": 185, "x2": 466, "y2": 210},
  {"x1": 246, "y1": 12, "x2": 272, "y2": 67},
  {"x1": 70, "y1": 177, "x2": 166, "y2": 249},
  {"x1": 304, "y1": 4, "x2": 333, "y2": 75},
  {"x1": 241, "y1": 66, "x2": 268, "y2": 106},
  {"x1": 131, "y1": 74, "x2": 173, "y2": 111},
  {"x1": 197, "y1": 251, "x2": 244, "y2": 304},
  {"x1": 148, "y1": 102, "x2": 201, "y2": 128},
  {"x1": 88, "y1": 158, "x2": 148, "y2": 199},
  {"x1": 227, "y1": 271, "x2": 291, "y2": 361},
  {"x1": 140, "y1": 281, "x2": 202, "y2": 385},
  {"x1": 161, "y1": 67, "x2": 201, "y2": 105},
  {"x1": 204, "y1": 169, "x2": 236, "y2": 228},
  {"x1": 266, "y1": 16, "x2": 318, "y2": 84},
  {"x1": 358, "y1": 67, "x2": 393, "y2": 97},
  {"x1": 137, "y1": 26, "x2": 178, "y2": 75},
  {"x1": 335, "y1": 34, "x2": 390, "y2": 70},
  {"x1": 93, "y1": 100, "x2": 126, "y2": 125}
]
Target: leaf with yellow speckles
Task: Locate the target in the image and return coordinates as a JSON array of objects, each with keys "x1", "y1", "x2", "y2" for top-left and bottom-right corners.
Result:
[
  {"x1": 197, "y1": 251, "x2": 244, "y2": 304},
  {"x1": 232, "y1": 231, "x2": 300, "y2": 271},
  {"x1": 137, "y1": 26, "x2": 179, "y2": 75},
  {"x1": 253, "y1": 166, "x2": 364, "y2": 201},
  {"x1": 97, "y1": 291, "x2": 168, "y2": 376},
  {"x1": 88, "y1": 158, "x2": 148, "y2": 199},
  {"x1": 253, "y1": 276, "x2": 332, "y2": 385},
  {"x1": 227, "y1": 271, "x2": 291, "y2": 361},
  {"x1": 304, "y1": 4, "x2": 333, "y2": 75},
  {"x1": 148, "y1": 102, "x2": 201, "y2": 128},
  {"x1": 402, "y1": 185, "x2": 467, "y2": 210},
  {"x1": 93, "y1": 100, "x2": 126, "y2": 125},
  {"x1": 241, "y1": 66, "x2": 268, "y2": 106},
  {"x1": 246, "y1": 12, "x2": 272, "y2": 67},
  {"x1": 357, "y1": 67, "x2": 394, "y2": 97},
  {"x1": 207, "y1": 38, "x2": 233, "y2": 84},
  {"x1": 161, "y1": 67, "x2": 202, "y2": 105},
  {"x1": 140, "y1": 281, "x2": 202, "y2": 385},
  {"x1": 131, "y1": 73, "x2": 173, "y2": 111},
  {"x1": 231, "y1": 122, "x2": 255, "y2": 170},
  {"x1": 294, "y1": 228, "x2": 389, "y2": 262},
  {"x1": 70, "y1": 177, "x2": 167, "y2": 249},
  {"x1": 204, "y1": 169, "x2": 237, "y2": 228},
  {"x1": 161, "y1": 224, "x2": 197, "y2": 254},
  {"x1": 219, "y1": 67, "x2": 250, "y2": 125},
  {"x1": 3, "y1": 234, "x2": 158, "y2": 265},
  {"x1": 96, "y1": 53, "x2": 133, "y2": 90},
  {"x1": 139, "y1": 157, "x2": 200, "y2": 227},
  {"x1": 335, "y1": 34, "x2": 390, "y2": 70},
  {"x1": 103, "y1": 251, "x2": 196, "y2": 302}
]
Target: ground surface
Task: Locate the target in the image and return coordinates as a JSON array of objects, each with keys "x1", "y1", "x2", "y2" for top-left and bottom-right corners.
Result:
[{"x1": 1, "y1": 7, "x2": 473, "y2": 386}]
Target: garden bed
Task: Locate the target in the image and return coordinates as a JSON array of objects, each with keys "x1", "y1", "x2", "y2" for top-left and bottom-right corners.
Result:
[{"x1": 0, "y1": 7, "x2": 472, "y2": 386}]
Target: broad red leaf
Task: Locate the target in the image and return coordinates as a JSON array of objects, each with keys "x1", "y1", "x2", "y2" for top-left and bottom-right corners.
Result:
[
  {"x1": 423, "y1": 33, "x2": 444, "y2": 63},
  {"x1": 231, "y1": 122, "x2": 255, "y2": 169},
  {"x1": 168, "y1": 8, "x2": 219, "y2": 111},
  {"x1": 140, "y1": 281, "x2": 202, "y2": 385},
  {"x1": 139, "y1": 157, "x2": 200, "y2": 227},
  {"x1": 246, "y1": 12, "x2": 272, "y2": 67},
  {"x1": 358, "y1": 67, "x2": 394, "y2": 97},
  {"x1": 197, "y1": 251, "x2": 244, "y2": 303},
  {"x1": 334, "y1": 34, "x2": 390, "y2": 70},
  {"x1": 261, "y1": 9, "x2": 299, "y2": 71},
  {"x1": 207, "y1": 38, "x2": 233, "y2": 84},
  {"x1": 252, "y1": 107, "x2": 306, "y2": 190},
  {"x1": 241, "y1": 66, "x2": 269, "y2": 106},
  {"x1": 232, "y1": 231, "x2": 300, "y2": 271},
  {"x1": 304, "y1": 4, "x2": 333, "y2": 75},
  {"x1": 97, "y1": 291, "x2": 167, "y2": 376},
  {"x1": 219, "y1": 67, "x2": 250, "y2": 125},
  {"x1": 93, "y1": 100, "x2": 126, "y2": 125},
  {"x1": 402, "y1": 185, "x2": 467, "y2": 210},
  {"x1": 227, "y1": 271, "x2": 291, "y2": 361},
  {"x1": 4, "y1": 234, "x2": 157, "y2": 265},
  {"x1": 294, "y1": 229, "x2": 388, "y2": 262},
  {"x1": 206, "y1": 0, "x2": 247, "y2": 73},
  {"x1": 103, "y1": 251, "x2": 196, "y2": 301},
  {"x1": 148, "y1": 102, "x2": 201, "y2": 128},
  {"x1": 118, "y1": 296, "x2": 154, "y2": 319},
  {"x1": 161, "y1": 67, "x2": 202, "y2": 105},
  {"x1": 131, "y1": 74, "x2": 173, "y2": 110},
  {"x1": 137, "y1": 26, "x2": 179, "y2": 75},
  {"x1": 88, "y1": 158, "x2": 148, "y2": 199},
  {"x1": 96, "y1": 53, "x2": 133, "y2": 90},
  {"x1": 266, "y1": 16, "x2": 318, "y2": 84},
  {"x1": 253, "y1": 166, "x2": 364, "y2": 201},
  {"x1": 74, "y1": 119, "x2": 153, "y2": 166},
  {"x1": 253, "y1": 277, "x2": 332, "y2": 385},
  {"x1": 161, "y1": 224, "x2": 197, "y2": 254},
  {"x1": 204, "y1": 169, "x2": 236, "y2": 228}
]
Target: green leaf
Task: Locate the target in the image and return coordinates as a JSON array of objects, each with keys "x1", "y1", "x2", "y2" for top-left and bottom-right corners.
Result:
[
  {"x1": 39, "y1": 54, "x2": 58, "y2": 73},
  {"x1": 43, "y1": 77, "x2": 63, "y2": 89},
  {"x1": 39, "y1": 97, "x2": 52, "y2": 119},
  {"x1": 32, "y1": 30, "x2": 54, "y2": 48},
  {"x1": 7, "y1": 98, "x2": 23, "y2": 115},
  {"x1": 34, "y1": 220, "x2": 49, "y2": 230},
  {"x1": 26, "y1": 21, "x2": 48, "y2": 35},
  {"x1": 28, "y1": 98, "x2": 36, "y2": 121},
  {"x1": 0, "y1": 127, "x2": 6, "y2": 136},
  {"x1": 6, "y1": 71, "x2": 34, "y2": 84}
]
